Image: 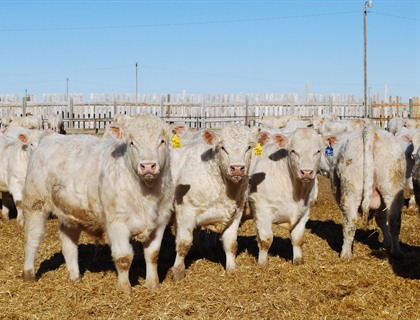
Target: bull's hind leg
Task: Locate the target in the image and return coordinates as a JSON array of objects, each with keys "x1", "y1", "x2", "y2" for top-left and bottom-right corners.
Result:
[
  {"x1": 340, "y1": 200, "x2": 359, "y2": 259},
  {"x1": 107, "y1": 221, "x2": 133, "y2": 294},
  {"x1": 383, "y1": 191, "x2": 403, "y2": 256},
  {"x1": 22, "y1": 209, "x2": 48, "y2": 281},
  {"x1": 59, "y1": 223, "x2": 82, "y2": 282}
]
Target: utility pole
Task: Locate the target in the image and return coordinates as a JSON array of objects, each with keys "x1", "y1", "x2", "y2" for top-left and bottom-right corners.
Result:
[
  {"x1": 363, "y1": 0, "x2": 373, "y2": 118},
  {"x1": 135, "y1": 61, "x2": 138, "y2": 102}
]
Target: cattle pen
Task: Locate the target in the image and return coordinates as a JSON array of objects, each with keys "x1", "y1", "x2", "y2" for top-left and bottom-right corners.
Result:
[
  {"x1": 1, "y1": 92, "x2": 419, "y2": 132},
  {"x1": 0, "y1": 96, "x2": 419, "y2": 319},
  {"x1": 0, "y1": 175, "x2": 419, "y2": 319}
]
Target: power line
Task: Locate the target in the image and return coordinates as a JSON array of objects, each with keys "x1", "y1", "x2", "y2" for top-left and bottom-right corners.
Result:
[
  {"x1": 0, "y1": 11, "x2": 359, "y2": 32},
  {"x1": 371, "y1": 11, "x2": 420, "y2": 21}
]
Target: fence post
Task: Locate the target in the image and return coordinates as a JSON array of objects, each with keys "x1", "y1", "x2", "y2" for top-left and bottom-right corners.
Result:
[
  {"x1": 201, "y1": 94, "x2": 206, "y2": 128},
  {"x1": 69, "y1": 97, "x2": 74, "y2": 129},
  {"x1": 22, "y1": 97, "x2": 27, "y2": 117},
  {"x1": 409, "y1": 98, "x2": 414, "y2": 117},
  {"x1": 245, "y1": 95, "x2": 249, "y2": 126}
]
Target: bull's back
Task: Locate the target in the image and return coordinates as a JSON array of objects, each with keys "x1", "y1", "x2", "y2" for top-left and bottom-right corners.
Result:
[{"x1": 23, "y1": 134, "x2": 108, "y2": 218}]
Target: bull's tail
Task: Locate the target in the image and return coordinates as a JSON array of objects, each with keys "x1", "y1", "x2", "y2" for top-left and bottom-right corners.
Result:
[{"x1": 361, "y1": 124, "x2": 376, "y2": 225}]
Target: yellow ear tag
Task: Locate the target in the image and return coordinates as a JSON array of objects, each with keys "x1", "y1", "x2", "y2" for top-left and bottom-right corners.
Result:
[
  {"x1": 172, "y1": 133, "x2": 181, "y2": 149},
  {"x1": 254, "y1": 143, "x2": 263, "y2": 156}
]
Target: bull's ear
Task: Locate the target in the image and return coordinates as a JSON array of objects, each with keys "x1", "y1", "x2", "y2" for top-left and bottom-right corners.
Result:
[
  {"x1": 257, "y1": 131, "x2": 271, "y2": 146},
  {"x1": 403, "y1": 135, "x2": 413, "y2": 143},
  {"x1": 170, "y1": 123, "x2": 187, "y2": 136},
  {"x1": 202, "y1": 130, "x2": 220, "y2": 146},
  {"x1": 18, "y1": 133, "x2": 28, "y2": 144},
  {"x1": 272, "y1": 134, "x2": 288, "y2": 148},
  {"x1": 323, "y1": 135, "x2": 339, "y2": 148},
  {"x1": 105, "y1": 124, "x2": 124, "y2": 141}
]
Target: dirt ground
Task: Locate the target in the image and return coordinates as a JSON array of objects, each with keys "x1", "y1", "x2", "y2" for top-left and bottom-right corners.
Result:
[{"x1": 0, "y1": 174, "x2": 419, "y2": 320}]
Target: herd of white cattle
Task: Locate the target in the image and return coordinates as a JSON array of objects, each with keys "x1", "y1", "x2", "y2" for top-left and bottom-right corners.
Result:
[{"x1": 0, "y1": 112, "x2": 419, "y2": 293}]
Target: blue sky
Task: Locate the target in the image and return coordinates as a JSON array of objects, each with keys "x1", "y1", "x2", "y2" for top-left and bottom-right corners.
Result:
[{"x1": 0, "y1": 0, "x2": 419, "y2": 101}]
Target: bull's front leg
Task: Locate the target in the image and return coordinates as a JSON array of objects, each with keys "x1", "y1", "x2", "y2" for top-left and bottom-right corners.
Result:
[
  {"x1": 107, "y1": 220, "x2": 133, "y2": 294},
  {"x1": 1, "y1": 191, "x2": 12, "y2": 220},
  {"x1": 290, "y1": 210, "x2": 310, "y2": 266},
  {"x1": 9, "y1": 181, "x2": 25, "y2": 227},
  {"x1": 172, "y1": 206, "x2": 195, "y2": 281},
  {"x1": 143, "y1": 221, "x2": 167, "y2": 289},
  {"x1": 254, "y1": 206, "x2": 274, "y2": 268},
  {"x1": 221, "y1": 211, "x2": 242, "y2": 273}
]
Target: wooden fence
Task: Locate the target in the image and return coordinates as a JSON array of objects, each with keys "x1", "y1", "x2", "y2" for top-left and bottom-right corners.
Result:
[{"x1": 1, "y1": 93, "x2": 419, "y2": 131}]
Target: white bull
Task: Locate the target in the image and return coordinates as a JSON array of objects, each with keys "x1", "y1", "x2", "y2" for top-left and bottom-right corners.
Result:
[
  {"x1": 22, "y1": 115, "x2": 174, "y2": 293},
  {"x1": 0, "y1": 128, "x2": 46, "y2": 226},
  {"x1": 171, "y1": 124, "x2": 257, "y2": 280},
  {"x1": 1, "y1": 115, "x2": 42, "y2": 130},
  {"x1": 321, "y1": 124, "x2": 405, "y2": 258},
  {"x1": 249, "y1": 128, "x2": 322, "y2": 267}
]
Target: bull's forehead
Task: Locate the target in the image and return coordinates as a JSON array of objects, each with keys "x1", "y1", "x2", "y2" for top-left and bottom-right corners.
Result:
[
  {"x1": 125, "y1": 115, "x2": 168, "y2": 143},
  {"x1": 220, "y1": 124, "x2": 252, "y2": 149},
  {"x1": 290, "y1": 128, "x2": 321, "y2": 151}
]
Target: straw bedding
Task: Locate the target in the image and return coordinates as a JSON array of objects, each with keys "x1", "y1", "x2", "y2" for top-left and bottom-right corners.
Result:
[{"x1": 0, "y1": 175, "x2": 419, "y2": 319}]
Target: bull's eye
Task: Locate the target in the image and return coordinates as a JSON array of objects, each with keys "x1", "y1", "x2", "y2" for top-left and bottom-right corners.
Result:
[
  {"x1": 221, "y1": 146, "x2": 228, "y2": 154},
  {"x1": 160, "y1": 139, "x2": 166, "y2": 145},
  {"x1": 247, "y1": 145, "x2": 252, "y2": 151},
  {"x1": 291, "y1": 149, "x2": 299, "y2": 156},
  {"x1": 130, "y1": 141, "x2": 134, "y2": 147}
]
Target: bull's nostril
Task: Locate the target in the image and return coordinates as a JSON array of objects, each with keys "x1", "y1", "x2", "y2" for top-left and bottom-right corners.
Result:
[
  {"x1": 151, "y1": 163, "x2": 156, "y2": 170},
  {"x1": 301, "y1": 170, "x2": 314, "y2": 177},
  {"x1": 231, "y1": 165, "x2": 246, "y2": 176}
]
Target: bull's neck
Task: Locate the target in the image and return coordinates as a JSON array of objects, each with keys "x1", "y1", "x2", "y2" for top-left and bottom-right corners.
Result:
[
  {"x1": 291, "y1": 172, "x2": 316, "y2": 200},
  {"x1": 224, "y1": 175, "x2": 248, "y2": 200}
]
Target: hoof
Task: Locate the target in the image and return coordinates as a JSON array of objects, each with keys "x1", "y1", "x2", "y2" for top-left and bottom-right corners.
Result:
[
  {"x1": 293, "y1": 257, "x2": 304, "y2": 266},
  {"x1": 69, "y1": 275, "x2": 82, "y2": 283},
  {"x1": 119, "y1": 282, "x2": 132, "y2": 294},
  {"x1": 340, "y1": 252, "x2": 353, "y2": 260},
  {"x1": 22, "y1": 270, "x2": 35, "y2": 282},
  {"x1": 171, "y1": 266, "x2": 186, "y2": 281},
  {"x1": 16, "y1": 216, "x2": 24, "y2": 228},
  {"x1": 145, "y1": 276, "x2": 160, "y2": 289}
]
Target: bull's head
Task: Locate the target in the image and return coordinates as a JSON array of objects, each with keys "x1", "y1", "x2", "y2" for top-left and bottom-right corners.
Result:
[
  {"x1": 273, "y1": 128, "x2": 322, "y2": 182},
  {"x1": 201, "y1": 124, "x2": 257, "y2": 184},
  {"x1": 105, "y1": 115, "x2": 170, "y2": 187}
]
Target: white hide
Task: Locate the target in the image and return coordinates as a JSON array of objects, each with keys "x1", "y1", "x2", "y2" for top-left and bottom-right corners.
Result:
[
  {"x1": 171, "y1": 124, "x2": 257, "y2": 280},
  {"x1": 248, "y1": 128, "x2": 322, "y2": 267},
  {"x1": 0, "y1": 128, "x2": 46, "y2": 226},
  {"x1": 22, "y1": 115, "x2": 174, "y2": 293},
  {"x1": 322, "y1": 124, "x2": 405, "y2": 259}
]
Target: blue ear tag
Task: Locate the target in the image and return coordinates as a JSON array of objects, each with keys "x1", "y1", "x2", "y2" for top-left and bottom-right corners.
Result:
[{"x1": 325, "y1": 143, "x2": 334, "y2": 157}]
